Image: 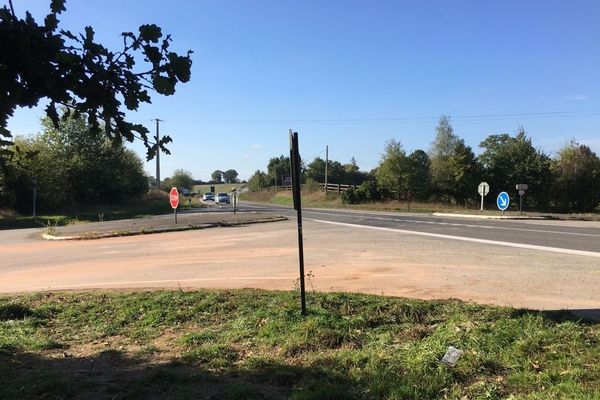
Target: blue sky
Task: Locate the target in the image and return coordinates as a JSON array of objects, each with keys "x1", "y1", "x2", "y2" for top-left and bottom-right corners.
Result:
[{"x1": 7, "y1": 0, "x2": 600, "y2": 181}]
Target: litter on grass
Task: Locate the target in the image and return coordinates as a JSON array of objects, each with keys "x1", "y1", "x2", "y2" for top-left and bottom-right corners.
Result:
[{"x1": 441, "y1": 346, "x2": 464, "y2": 367}]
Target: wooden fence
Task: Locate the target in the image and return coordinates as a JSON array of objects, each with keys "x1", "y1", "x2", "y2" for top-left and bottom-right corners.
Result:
[{"x1": 256, "y1": 183, "x2": 356, "y2": 194}]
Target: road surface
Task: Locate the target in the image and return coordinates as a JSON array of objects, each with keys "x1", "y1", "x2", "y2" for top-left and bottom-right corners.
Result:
[
  {"x1": 1, "y1": 203, "x2": 599, "y2": 315},
  {"x1": 241, "y1": 202, "x2": 600, "y2": 256}
]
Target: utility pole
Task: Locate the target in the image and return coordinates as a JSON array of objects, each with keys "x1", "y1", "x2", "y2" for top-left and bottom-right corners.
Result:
[
  {"x1": 324, "y1": 145, "x2": 328, "y2": 194},
  {"x1": 153, "y1": 119, "x2": 163, "y2": 190}
]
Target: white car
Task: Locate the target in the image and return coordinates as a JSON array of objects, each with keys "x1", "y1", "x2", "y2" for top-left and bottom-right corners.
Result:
[
  {"x1": 215, "y1": 192, "x2": 230, "y2": 204},
  {"x1": 202, "y1": 192, "x2": 214, "y2": 201}
]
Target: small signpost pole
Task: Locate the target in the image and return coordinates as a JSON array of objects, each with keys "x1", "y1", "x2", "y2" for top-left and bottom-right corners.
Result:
[
  {"x1": 289, "y1": 129, "x2": 307, "y2": 316},
  {"x1": 478, "y1": 182, "x2": 489, "y2": 212},
  {"x1": 516, "y1": 184, "x2": 528, "y2": 215},
  {"x1": 169, "y1": 187, "x2": 180, "y2": 224}
]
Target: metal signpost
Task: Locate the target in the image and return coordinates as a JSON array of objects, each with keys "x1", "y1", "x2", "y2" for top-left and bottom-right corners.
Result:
[
  {"x1": 169, "y1": 187, "x2": 179, "y2": 224},
  {"x1": 496, "y1": 191, "x2": 510, "y2": 215},
  {"x1": 516, "y1": 184, "x2": 528, "y2": 215},
  {"x1": 478, "y1": 182, "x2": 489, "y2": 211},
  {"x1": 289, "y1": 129, "x2": 307, "y2": 316}
]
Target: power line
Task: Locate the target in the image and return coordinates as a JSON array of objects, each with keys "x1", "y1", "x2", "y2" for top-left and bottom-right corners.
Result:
[{"x1": 177, "y1": 109, "x2": 600, "y2": 125}]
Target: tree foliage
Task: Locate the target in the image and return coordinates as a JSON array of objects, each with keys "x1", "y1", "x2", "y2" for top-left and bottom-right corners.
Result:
[
  {"x1": 306, "y1": 157, "x2": 342, "y2": 183},
  {"x1": 211, "y1": 170, "x2": 223, "y2": 183},
  {"x1": 479, "y1": 128, "x2": 552, "y2": 209},
  {"x1": 6, "y1": 112, "x2": 148, "y2": 212},
  {"x1": 248, "y1": 170, "x2": 269, "y2": 191},
  {"x1": 0, "y1": 0, "x2": 192, "y2": 161},
  {"x1": 551, "y1": 142, "x2": 600, "y2": 212},
  {"x1": 406, "y1": 150, "x2": 431, "y2": 201},
  {"x1": 170, "y1": 169, "x2": 194, "y2": 191},
  {"x1": 222, "y1": 169, "x2": 239, "y2": 184},
  {"x1": 429, "y1": 116, "x2": 480, "y2": 204},
  {"x1": 267, "y1": 155, "x2": 291, "y2": 186},
  {"x1": 376, "y1": 139, "x2": 409, "y2": 200}
]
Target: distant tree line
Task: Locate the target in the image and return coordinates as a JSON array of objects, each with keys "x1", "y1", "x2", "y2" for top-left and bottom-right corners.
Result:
[{"x1": 249, "y1": 116, "x2": 600, "y2": 213}]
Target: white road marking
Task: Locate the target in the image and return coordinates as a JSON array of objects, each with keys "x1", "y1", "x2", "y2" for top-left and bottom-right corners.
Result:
[{"x1": 308, "y1": 219, "x2": 600, "y2": 258}]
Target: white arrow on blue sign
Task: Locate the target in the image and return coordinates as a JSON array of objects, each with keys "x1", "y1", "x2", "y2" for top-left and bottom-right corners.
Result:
[{"x1": 497, "y1": 192, "x2": 510, "y2": 211}]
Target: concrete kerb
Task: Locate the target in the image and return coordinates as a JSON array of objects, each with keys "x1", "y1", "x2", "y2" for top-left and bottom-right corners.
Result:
[
  {"x1": 41, "y1": 216, "x2": 287, "y2": 241},
  {"x1": 432, "y1": 212, "x2": 548, "y2": 220}
]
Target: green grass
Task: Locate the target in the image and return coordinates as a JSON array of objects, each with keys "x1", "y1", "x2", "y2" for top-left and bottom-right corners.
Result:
[{"x1": 1, "y1": 289, "x2": 599, "y2": 399}]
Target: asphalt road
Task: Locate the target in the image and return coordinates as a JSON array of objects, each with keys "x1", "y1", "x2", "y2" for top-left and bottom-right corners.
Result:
[{"x1": 238, "y1": 202, "x2": 600, "y2": 257}]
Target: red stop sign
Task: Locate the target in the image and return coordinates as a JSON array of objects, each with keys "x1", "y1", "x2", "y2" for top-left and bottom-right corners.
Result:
[{"x1": 169, "y1": 187, "x2": 179, "y2": 209}]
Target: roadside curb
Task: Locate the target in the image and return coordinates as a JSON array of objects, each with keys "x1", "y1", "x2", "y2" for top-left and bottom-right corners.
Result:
[
  {"x1": 41, "y1": 216, "x2": 287, "y2": 241},
  {"x1": 432, "y1": 212, "x2": 548, "y2": 220}
]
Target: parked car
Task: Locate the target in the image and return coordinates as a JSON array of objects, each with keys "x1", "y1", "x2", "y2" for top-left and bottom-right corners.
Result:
[
  {"x1": 203, "y1": 192, "x2": 214, "y2": 201},
  {"x1": 215, "y1": 192, "x2": 230, "y2": 204}
]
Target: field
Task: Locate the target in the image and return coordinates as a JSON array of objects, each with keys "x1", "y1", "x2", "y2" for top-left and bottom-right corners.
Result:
[{"x1": 1, "y1": 289, "x2": 599, "y2": 399}]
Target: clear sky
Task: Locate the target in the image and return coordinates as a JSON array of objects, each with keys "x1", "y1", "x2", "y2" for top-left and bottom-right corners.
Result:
[{"x1": 7, "y1": 0, "x2": 600, "y2": 181}]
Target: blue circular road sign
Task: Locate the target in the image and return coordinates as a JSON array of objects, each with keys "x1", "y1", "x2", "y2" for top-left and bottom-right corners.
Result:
[{"x1": 497, "y1": 191, "x2": 510, "y2": 211}]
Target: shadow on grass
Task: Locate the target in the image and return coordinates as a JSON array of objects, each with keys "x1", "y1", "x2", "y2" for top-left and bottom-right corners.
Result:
[
  {"x1": 511, "y1": 308, "x2": 600, "y2": 324},
  {"x1": 0, "y1": 350, "x2": 361, "y2": 400}
]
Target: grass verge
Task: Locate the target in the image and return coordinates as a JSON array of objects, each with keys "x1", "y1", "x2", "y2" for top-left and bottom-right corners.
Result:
[{"x1": 1, "y1": 289, "x2": 599, "y2": 399}]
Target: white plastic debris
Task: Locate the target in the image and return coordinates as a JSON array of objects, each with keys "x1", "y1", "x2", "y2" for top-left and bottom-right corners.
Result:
[{"x1": 441, "y1": 346, "x2": 464, "y2": 367}]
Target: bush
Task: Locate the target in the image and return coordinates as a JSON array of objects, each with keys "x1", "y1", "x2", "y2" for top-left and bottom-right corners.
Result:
[
  {"x1": 341, "y1": 181, "x2": 381, "y2": 204},
  {"x1": 341, "y1": 188, "x2": 359, "y2": 204},
  {"x1": 304, "y1": 178, "x2": 320, "y2": 193}
]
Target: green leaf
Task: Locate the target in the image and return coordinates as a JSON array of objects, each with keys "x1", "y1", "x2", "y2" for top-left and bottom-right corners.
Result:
[
  {"x1": 152, "y1": 76, "x2": 175, "y2": 95},
  {"x1": 50, "y1": 0, "x2": 66, "y2": 14},
  {"x1": 139, "y1": 24, "x2": 162, "y2": 43},
  {"x1": 84, "y1": 26, "x2": 95, "y2": 43},
  {"x1": 143, "y1": 46, "x2": 162, "y2": 65},
  {"x1": 168, "y1": 53, "x2": 192, "y2": 82},
  {"x1": 44, "y1": 14, "x2": 59, "y2": 31},
  {"x1": 45, "y1": 102, "x2": 59, "y2": 128},
  {"x1": 0, "y1": 127, "x2": 12, "y2": 139}
]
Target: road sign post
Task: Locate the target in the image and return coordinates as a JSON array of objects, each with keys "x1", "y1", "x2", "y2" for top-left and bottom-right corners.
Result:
[
  {"x1": 169, "y1": 187, "x2": 179, "y2": 224},
  {"x1": 497, "y1": 191, "x2": 510, "y2": 215},
  {"x1": 516, "y1": 184, "x2": 528, "y2": 215},
  {"x1": 478, "y1": 182, "x2": 489, "y2": 211},
  {"x1": 289, "y1": 129, "x2": 307, "y2": 316}
]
